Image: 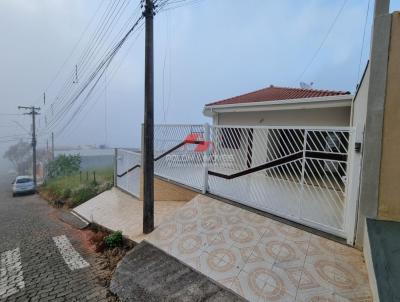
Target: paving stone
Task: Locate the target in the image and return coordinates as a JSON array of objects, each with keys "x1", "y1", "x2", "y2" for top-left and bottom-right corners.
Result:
[{"x1": 0, "y1": 178, "x2": 113, "y2": 302}]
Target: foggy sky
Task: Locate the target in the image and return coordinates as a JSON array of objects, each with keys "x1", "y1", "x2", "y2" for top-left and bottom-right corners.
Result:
[{"x1": 1, "y1": 0, "x2": 400, "y2": 171}]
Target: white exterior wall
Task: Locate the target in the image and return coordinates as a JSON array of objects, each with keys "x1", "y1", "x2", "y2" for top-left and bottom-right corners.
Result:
[
  {"x1": 216, "y1": 107, "x2": 351, "y2": 127},
  {"x1": 214, "y1": 107, "x2": 351, "y2": 169},
  {"x1": 348, "y1": 65, "x2": 370, "y2": 244},
  {"x1": 351, "y1": 66, "x2": 370, "y2": 140}
]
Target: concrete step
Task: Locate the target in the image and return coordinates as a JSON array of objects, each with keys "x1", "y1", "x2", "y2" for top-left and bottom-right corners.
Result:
[{"x1": 110, "y1": 241, "x2": 245, "y2": 302}]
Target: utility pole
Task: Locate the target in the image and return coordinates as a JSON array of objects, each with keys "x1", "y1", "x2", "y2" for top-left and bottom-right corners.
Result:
[
  {"x1": 142, "y1": 0, "x2": 155, "y2": 234},
  {"x1": 18, "y1": 106, "x2": 40, "y2": 189},
  {"x1": 51, "y1": 132, "x2": 55, "y2": 160}
]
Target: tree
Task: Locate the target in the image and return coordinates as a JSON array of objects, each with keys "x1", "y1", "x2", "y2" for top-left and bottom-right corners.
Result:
[
  {"x1": 3, "y1": 140, "x2": 31, "y2": 174},
  {"x1": 47, "y1": 154, "x2": 81, "y2": 178}
]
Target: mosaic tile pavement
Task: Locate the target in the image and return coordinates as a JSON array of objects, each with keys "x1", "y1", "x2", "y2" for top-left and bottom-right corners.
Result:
[{"x1": 146, "y1": 195, "x2": 372, "y2": 302}]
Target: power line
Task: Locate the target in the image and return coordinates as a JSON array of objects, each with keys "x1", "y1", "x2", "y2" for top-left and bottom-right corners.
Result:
[
  {"x1": 58, "y1": 22, "x2": 145, "y2": 141},
  {"x1": 46, "y1": 15, "x2": 145, "y2": 137},
  {"x1": 104, "y1": 67, "x2": 108, "y2": 145},
  {"x1": 156, "y1": 0, "x2": 205, "y2": 12},
  {"x1": 41, "y1": 0, "x2": 122, "y2": 118},
  {"x1": 357, "y1": 0, "x2": 371, "y2": 83},
  {"x1": 0, "y1": 113, "x2": 22, "y2": 116},
  {"x1": 294, "y1": 0, "x2": 349, "y2": 84},
  {"x1": 34, "y1": 0, "x2": 107, "y2": 108},
  {"x1": 40, "y1": 0, "x2": 127, "y2": 122},
  {"x1": 40, "y1": 1, "x2": 143, "y2": 135}
]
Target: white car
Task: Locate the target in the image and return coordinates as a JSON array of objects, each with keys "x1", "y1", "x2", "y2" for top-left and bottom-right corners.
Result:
[{"x1": 12, "y1": 176, "x2": 35, "y2": 197}]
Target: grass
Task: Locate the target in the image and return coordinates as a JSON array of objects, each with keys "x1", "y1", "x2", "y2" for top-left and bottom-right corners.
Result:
[{"x1": 40, "y1": 168, "x2": 114, "y2": 208}]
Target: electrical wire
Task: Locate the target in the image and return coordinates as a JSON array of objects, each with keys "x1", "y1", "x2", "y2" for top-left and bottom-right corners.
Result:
[
  {"x1": 40, "y1": 5, "x2": 143, "y2": 136},
  {"x1": 357, "y1": 0, "x2": 371, "y2": 83},
  {"x1": 294, "y1": 0, "x2": 349, "y2": 84},
  {"x1": 58, "y1": 22, "x2": 145, "y2": 141},
  {"x1": 40, "y1": 0, "x2": 129, "y2": 123},
  {"x1": 48, "y1": 15, "x2": 145, "y2": 137},
  {"x1": 41, "y1": 1, "x2": 142, "y2": 133},
  {"x1": 34, "y1": 0, "x2": 107, "y2": 108}
]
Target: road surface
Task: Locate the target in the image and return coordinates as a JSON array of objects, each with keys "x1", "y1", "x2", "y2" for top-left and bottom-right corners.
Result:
[{"x1": 0, "y1": 175, "x2": 112, "y2": 302}]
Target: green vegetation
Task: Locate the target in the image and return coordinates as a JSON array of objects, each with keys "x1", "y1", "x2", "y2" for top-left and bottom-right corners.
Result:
[
  {"x1": 47, "y1": 154, "x2": 81, "y2": 178},
  {"x1": 40, "y1": 168, "x2": 113, "y2": 208},
  {"x1": 104, "y1": 231, "x2": 123, "y2": 248}
]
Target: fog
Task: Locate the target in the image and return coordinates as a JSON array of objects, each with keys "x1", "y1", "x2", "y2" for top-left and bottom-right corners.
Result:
[{"x1": 1, "y1": 0, "x2": 400, "y2": 169}]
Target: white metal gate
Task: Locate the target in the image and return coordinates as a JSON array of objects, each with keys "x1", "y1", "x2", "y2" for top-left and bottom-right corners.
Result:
[
  {"x1": 116, "y1": 149, "x2": 141, "y2": 198},
  {"x1": 116, "y1": 124, "x2": 357, "y2": 242},
  {"x1": 207, "y1": 125, "x2": 355, "y2": 239},
  {"x1": 153, "y1": 124, "x2": 205, "y2": 190}
]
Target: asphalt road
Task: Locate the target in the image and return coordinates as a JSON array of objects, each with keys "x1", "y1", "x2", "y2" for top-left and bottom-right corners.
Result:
[{"x1": 0, "y1": 175, "x2": 112, "y2": 302}]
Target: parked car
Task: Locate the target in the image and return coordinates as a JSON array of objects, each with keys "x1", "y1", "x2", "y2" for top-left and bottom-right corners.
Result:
[{"x1": 12, "y1": 176, "x2": 35, "y2": 197}]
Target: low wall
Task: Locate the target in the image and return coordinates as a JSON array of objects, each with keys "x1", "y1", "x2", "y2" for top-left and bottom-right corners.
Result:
[{"x1": 138, "y1": 174, "x2": 198, "y2": 202}]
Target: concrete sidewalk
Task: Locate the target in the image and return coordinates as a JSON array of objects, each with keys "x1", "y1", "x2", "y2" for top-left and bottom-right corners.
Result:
[
  {"x1": 146, "y1": 195, "x2": 372, "y2": 301},
  {"x1": 73, "y1": 188, "x2": 187, "y2": 242}
]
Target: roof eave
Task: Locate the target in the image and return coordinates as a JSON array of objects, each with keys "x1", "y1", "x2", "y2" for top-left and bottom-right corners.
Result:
[{"x1": 203, "y1": 95, "x2": 353, "y2": 116}]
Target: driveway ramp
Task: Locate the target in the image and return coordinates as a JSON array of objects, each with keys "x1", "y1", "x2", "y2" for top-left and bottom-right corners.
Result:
[{"x1": 110, "y1": 241, "x2": 245, "y2": 302}]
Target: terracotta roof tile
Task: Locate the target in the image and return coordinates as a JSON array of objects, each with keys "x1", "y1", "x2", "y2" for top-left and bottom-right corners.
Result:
[{"x1": 206, "y1": 85, "x2": 351, "y2": 106}]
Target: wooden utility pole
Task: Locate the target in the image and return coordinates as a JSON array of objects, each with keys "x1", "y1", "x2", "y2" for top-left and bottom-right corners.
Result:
[
  {"x1": 142, "y1": 0, "x2": 155, "y2": 234},
  {"x1": 18, "y1": 106, "x2": 40, "y2": 189},
  {"x1": 51, "y1": 132, "x2": 55, "y2": 160}
]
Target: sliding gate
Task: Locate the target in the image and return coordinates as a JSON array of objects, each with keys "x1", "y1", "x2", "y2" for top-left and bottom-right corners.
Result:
[
  {"x1": 207, "y1": 126, "x2": 355, "y2": 240},
  {"x1": 116, "y1": 124, "x2": 357, "y2": 241}
]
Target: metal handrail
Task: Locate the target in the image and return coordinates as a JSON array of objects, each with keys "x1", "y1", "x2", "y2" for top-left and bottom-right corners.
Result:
[
  {"x1": 208, "y1": 151, "x2": 347, "y2": 180},
  {"x1": 117, "y1": 140, "x2": 203, "y2": 177}
]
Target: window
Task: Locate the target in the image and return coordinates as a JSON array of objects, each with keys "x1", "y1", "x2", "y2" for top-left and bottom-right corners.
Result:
[{"x1": 16, "y1": 178, "x2": 32, "y2": 184}]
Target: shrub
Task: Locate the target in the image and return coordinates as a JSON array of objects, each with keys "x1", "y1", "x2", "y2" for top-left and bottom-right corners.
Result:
[
  {"x1": 71, "y1": 185, "x2": 97, "y2": 206},
  {"x1": 104, "y1": 231, "x2": 123, "y2": 248},
  {"x1": 62, "y1": 188, "x2": 72, "y2": 199},
  {"x1": 47, "y1": 154, "x2": 81, "y2": 178},
  {"x1": 97, "y1": 182, "x2": 113, "y2": 194}
]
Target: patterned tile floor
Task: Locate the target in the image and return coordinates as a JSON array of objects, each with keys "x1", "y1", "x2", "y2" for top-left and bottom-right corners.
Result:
[{"x1": 146, "y1": 195, "x2": 372, "y2": 302}]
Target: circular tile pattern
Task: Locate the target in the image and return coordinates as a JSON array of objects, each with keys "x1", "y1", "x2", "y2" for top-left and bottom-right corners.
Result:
[
  {"x1": 207, "y1": 248, "x2": 236, "y2": 272},
  {"x1": 265, "y1": 240, "x2": 282, "y2": 259},
  {"x1": 177, "y1": 207, "x2": 198, "y2": 221},
  {"x1": 315, "y1": 260, "x2": 356, "y2": 290},
  {"x1": 262, "y1": 225, "x2": 276, "y2": 238},
  {"x1": 201, "y1": 215, "x2": 223, "y2": 232},
  {"x1": 177, "y1": 234, "x2": 202, "y2": 255},
  {"x1": 225, "y1": 215, "x2": 242, "y2": 225},
  {"x1": 277, "y1": 224, "x2": 305, "y2": 238},
  {"x1": 241, "y1": 212, "x2": 266, "y2": 224},
  {"x1": 309, "y1": 296, "x2": 335, "y2": 302},
  {"x1": 201, "y1": 206, "x2": 215, "y2": 216},
  {"x1": 276, "y1": 242, "x2": 296, "y2": 262},
  {"x1": 318, "y1": 238, "x2": 359, "y2": 257},
  {"x1": 153, "y1": 223, "x2": 177, "y2": 241},
  {"x1": 216, "y1": 202, "x2": 237, "y2": 213},
  {"x1": 229, "y1": 225, "x2": 255, "y2": 244},
  {"x1": 248, "y1": 268, "x2": 285, "y2": 299}
]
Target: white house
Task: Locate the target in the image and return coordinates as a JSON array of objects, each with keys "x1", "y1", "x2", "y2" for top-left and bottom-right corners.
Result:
[
  {"x1": 199, "y1": 85, "x2": 356, "y2": 239},
  {"x1": 203, "y1": 85, "x2": 353, "y2": 127}
]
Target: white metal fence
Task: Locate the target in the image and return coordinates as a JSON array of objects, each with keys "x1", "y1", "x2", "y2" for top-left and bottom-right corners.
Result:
[
  {"x1": 154, "y1": 124, "x2": 205, "y2": 190},
  {"x1": 116, "y1": 149, "x2": 141, "y2": 198},
  {"x1": 115, "y1": 124, "x2": 356, "y2": 241},
  {"x1": 207, "y1": 125, "x2": 354, "y2": 238}
]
